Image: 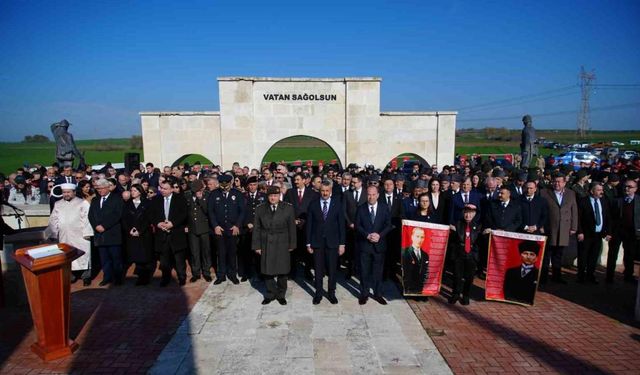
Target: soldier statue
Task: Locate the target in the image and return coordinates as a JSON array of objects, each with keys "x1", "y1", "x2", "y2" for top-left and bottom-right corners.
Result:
[
  {"x1": 51, "y1": 119, "x2": 85, "y2": 169},
  {"x1": 520, "y1": 114, "x2": 537, "y2": 169}
]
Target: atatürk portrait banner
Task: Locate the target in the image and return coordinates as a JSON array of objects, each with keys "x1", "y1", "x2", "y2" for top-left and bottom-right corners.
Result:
[
  {"x1": 486, "y1": 230, "x2": 547, "y2": 306},
  {"x1": 400, "y1": 220, "x2": 450, "y2": 296}
]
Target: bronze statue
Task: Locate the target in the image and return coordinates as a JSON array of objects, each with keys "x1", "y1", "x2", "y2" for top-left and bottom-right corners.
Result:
[
  {"x1": 520, "y1": 114, "x2": 537, "y2": 168},
  {"x1": 51, "y1": 119, "x2": 85, "y2": 169}
]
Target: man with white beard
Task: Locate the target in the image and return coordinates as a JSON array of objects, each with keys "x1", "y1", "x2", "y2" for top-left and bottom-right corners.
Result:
[{"x1": 46, "y1": 183, "x2": 94, "y2": 286}]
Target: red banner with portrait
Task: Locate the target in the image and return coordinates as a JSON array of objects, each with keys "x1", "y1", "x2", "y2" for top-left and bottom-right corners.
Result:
[
  {"x1": 400, "y1": 220, "x2": 450, "y2": 296},
  {"x1": 485, "y1": 230, "x2": 547, "y2": 306}
]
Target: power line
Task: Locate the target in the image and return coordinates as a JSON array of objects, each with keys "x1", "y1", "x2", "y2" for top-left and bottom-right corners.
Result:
[
  {"x1": 456, "y1": 85, "x2": 577, "y2": 111},
  {"x1": 457, "y1": 101, "x2": 640, "y2": 123},
  {"x1": 462, "y1": 91, "x2": 578, "y2": 114}
]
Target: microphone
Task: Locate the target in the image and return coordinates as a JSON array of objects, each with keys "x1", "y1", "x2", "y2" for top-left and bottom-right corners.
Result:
[{"x1": 2, "y1": 202, "x2": 25, "y2": 214}]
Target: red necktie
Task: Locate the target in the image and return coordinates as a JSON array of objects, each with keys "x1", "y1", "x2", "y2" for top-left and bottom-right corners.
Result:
[
  {"x1": 464, "y1": 224, "x2": 471, "y2": 253},
  {"x1": 298, "y1": 189, "x2": 303, "y2": 204}
]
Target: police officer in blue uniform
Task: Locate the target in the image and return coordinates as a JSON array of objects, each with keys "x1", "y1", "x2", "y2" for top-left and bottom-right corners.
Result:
[{"x1": 208, "y1": 174, "x2": 246, "y2": 284}]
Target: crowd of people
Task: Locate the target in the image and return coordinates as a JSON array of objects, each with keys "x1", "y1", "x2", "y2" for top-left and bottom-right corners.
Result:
[{"x1": 1, "y1": 151, "x2": 639, "y2": 306}]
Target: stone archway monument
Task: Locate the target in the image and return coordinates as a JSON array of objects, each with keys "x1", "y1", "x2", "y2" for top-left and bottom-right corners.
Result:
[{"x1": 140, "y1": 77, "x2": 456, "y2": 169}]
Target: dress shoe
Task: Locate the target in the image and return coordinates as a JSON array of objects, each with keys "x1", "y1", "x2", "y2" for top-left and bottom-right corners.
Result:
[
  {"x1": 190, "y1": 276, "x2": 200, "y2": 283},
  {"x1": 70, "y1": 274, "x2": 79, "y2": 283},
  {"x1": 98, "y1": 280, "x2": 111, "y2": 287},
  {"x1": 160, "y1": 279, "x2": 170, "y2": 287},
  {"x1": 203, "y1": 275, "x2": 213, "y2": 282},
  {"x1": 448, "y1": 294, "x2": 459, "y2": 305},
  {"x1": 179, "y1": 278, "x2": 186, "y2": 286},
  {"x1": 277, "y1": 298, "x2": 287, "y2": 305},
  {"x1": 262, "y1": 298, "x2": 273, "y2": 305},
  {"x1": 327, "y1": 295, "x2": 338, "y2": 305},
  {"x1": 135, "y1": 278, "x2": 148, "y2": 286},
  {"x1": 241, "y1": 276, "x2": 249, "y2": 282},
  {"x1": 372, "y1": 295, "x2": 387, "y2": 305},
  {"x1": 587, "y1": 277, "x2": 599, "y2": 285},
  {"x1": 358, "y1": 296, "x2": 368, "y2": 305},
  {"x1": 83, "y1": 279, "x2": 92, "y2": 287},
  {"x1": 461, "y1": 296, "x2": 470, "y2": 305},
  {"x1": 605, "y1": 277, "x2": 614, "y2": 284},
  {"x1": 213, "y1": 277, "x2": 226, "y2": 285},
  {"x1": 313, "y1": 295, "x2": 322, "y2": 305},
  {"x1": 229, "y1": 276, "x2": 240, "y2": 285},
  {"x1": 624, "y1": 276, "x2": 637, "y2": 284}
]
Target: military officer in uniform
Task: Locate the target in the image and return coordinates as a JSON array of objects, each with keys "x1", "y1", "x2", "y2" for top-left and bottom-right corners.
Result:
[
  {"x1": 241, "y1": 176, "x2": 266, "y2": 281},
  {"x1": 208, "y1": 174, "x2": 246, "y2": 284},
  {"x1": 185, "y1": 180, "x2": 212, "y2": 282},
  {"x1": 252, "y1": 186, "x2": 297, "y2": 305}
]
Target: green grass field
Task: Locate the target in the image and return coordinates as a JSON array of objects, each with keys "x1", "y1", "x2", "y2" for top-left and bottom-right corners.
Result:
[{"x1": 2, "y1": 130, "x2": 639, "y2": 174}]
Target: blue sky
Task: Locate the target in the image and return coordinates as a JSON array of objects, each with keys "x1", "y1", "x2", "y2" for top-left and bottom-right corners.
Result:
[{"x1": 1, "y1": 0, "x2": 639, "y2": 141}]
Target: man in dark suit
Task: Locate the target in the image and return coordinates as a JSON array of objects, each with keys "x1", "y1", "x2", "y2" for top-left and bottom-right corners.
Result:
[
  {"x1": 185, "y1": 180, "x2": 212, "y2": 283},
  {"x1": 284, "y1": 172, "x2": 318, "y2": 280},
  {"x1": 356, "y1": 186, "x2": 393, "y2": 305},
  {"x1": 401, "y1": 227, "x2": 429, "y2": 294},
  {"x1": 54, "y1": 164, "x2": 77, "y2": 185},
  {"x1": 450, "y1": 177, "x2": 482, "y2": 225},
  {"x1": 150, "y1": 179, "x2": 189, "y2": 286},
  {"x1": 144, "y1": 162, "x2": 160, "y2": 188},
  {"x1": 509, "y1": 172, "x2": 527, "y2": 198},
  {"x1": 208, "y1": 174, "x2": 246, "y2": 285},
  {"x1": 306, "y1": 180, "x2": 346, "y2": 304},
  {"x1": 577, "y1": 182, "x2": 612, "y2": 283},
  {"x1": 484, "y1": 187, "x2": 523, "y2": 233},
  {"x1": 88, "y1": 178, "x2": 124, "y2": 286},
  {"x1": 343, "y1": 175, "x2": 367, "y2": 279},
  {"x1": 520, "y1": 180, "x2": 548, "y2": 235},
  {"x1": 449, "y1": 204, "x2": 482, "y2": 305},
  {"x1": 380, "y1": 176, "x2": 404, "y2": 281},
  {"x1": 503, "y1": 240, "x2": 540, "y2": 305},
  {"x1": 606, "y1": 179, "x2": 640, "y2": 283},
  {"x1": 241, "y1": 176, "x2": 266, "y2": 282}
]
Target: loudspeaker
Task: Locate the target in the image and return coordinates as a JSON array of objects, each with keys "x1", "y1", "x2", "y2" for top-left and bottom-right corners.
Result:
[{"x1": 124, "y1": 152, "x2": 140, "y2": 173}]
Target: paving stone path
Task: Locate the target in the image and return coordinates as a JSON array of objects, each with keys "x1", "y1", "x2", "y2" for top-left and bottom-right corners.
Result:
[{"x1": 149, "y1": 278, "x2": 451, "y2": 375}]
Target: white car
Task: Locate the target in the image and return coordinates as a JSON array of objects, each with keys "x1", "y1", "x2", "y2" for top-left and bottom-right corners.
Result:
[
  {"x1": 620, "y1": 151, "x2": 638, "y2": 160},
  {"x1": 611, "y1": 141, "x2": 625, "y2": 146}
]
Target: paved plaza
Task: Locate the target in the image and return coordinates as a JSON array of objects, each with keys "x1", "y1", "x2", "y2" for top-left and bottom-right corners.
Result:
[{"x1": 149, "y1": 278, "x2": 450, "y2": 375}]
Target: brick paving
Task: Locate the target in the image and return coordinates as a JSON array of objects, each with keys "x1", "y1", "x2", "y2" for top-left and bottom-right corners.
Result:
[
  {"x1": 0, "y1": 266, "x2": 208, "y2": 374},
  {"x1": 409, "y1": 267, "x2": 640, "y2": 375}
]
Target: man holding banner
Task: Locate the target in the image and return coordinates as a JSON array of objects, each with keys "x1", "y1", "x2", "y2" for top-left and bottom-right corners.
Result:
[{"x1": 449, "y1": 204, "x2": 482, "y2": 305}]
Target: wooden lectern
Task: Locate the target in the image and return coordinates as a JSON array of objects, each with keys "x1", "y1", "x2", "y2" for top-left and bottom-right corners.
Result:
[{"x1": 13, "y1": 243, "x2": 84, "y2": 361}]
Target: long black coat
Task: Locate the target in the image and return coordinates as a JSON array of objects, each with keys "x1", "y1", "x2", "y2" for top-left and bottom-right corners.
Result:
[
  {"x1": 520, "y1": 195, "x2": 548, "y2": 234},
  {"x1": 486, "y1": 200, "x2": 523, "y2": 232},
  {"x1": 88, "y1": 193, "x2": 124, "y2": 246},
  {"x1": 122, "y1": 199, "x2": 154, "y2": 263},
  {"x1": 450, "y1": 219, "x2": 482, "y2": 262},
  {"x1": 252, "y1": 202, "x2": 297, "y2": 275}
]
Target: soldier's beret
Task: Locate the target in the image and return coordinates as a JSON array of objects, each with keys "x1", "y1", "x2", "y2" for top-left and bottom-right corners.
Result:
[
  {"x1": 493, "y1": 169, "x2": 506, "y2": 178},
  {"x1": 218, "y1": 175, "x2": 232, "y2": 183},
  {"x1": 246, "y1": 176, "x2": 258, "y2": 184},
  {"x1": 517, "y1": 172, "x2": 527, "y2": 181},
  {"x1": 518, "y1": 240, "x2": 540, "y2": 255},
  {"x1": 369, "y1": 175, "x2": 381, "y2": 182},
  {"x1": 608, "y1": 173, "x2": 620, "y2": 182},
  {"x1": 14, "y1": 175, "x2": 26, "y2": 184},
  {"x1": 266, "y1": 186, "x2": 280, "y2": 195},
  {"x1": 451, "y1": 174, "x2": 464, "y2": 183},
  {"x1": 395, "y1": 174, "x2": 406, "y2": 181}
]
